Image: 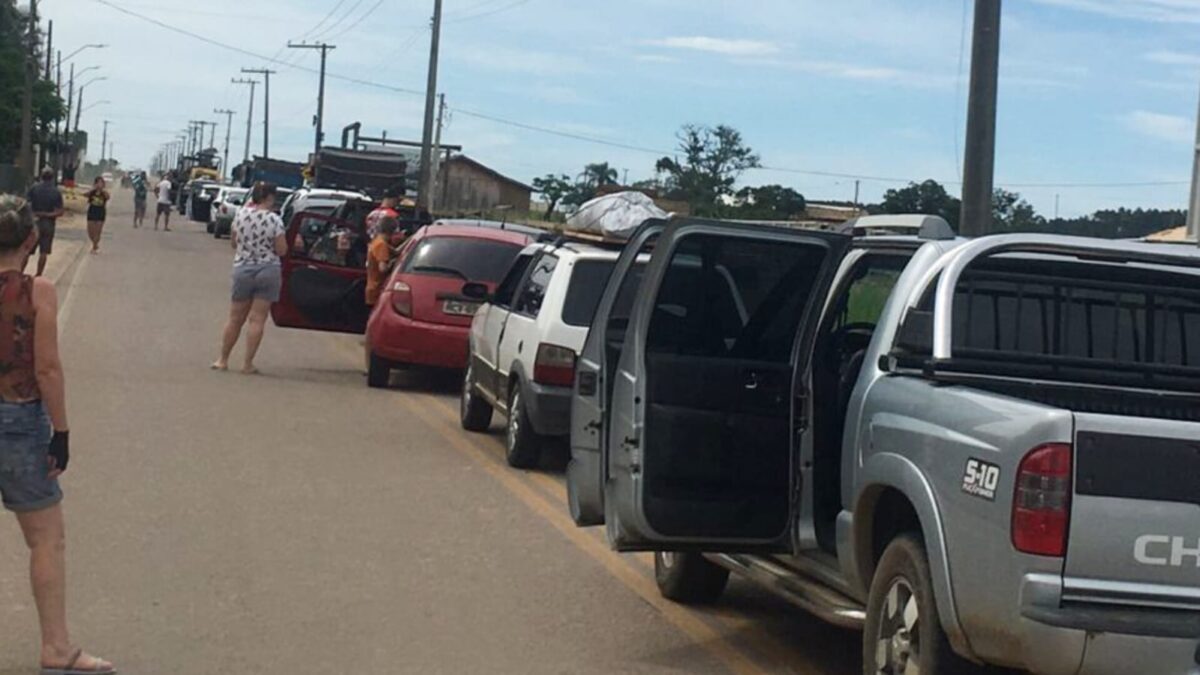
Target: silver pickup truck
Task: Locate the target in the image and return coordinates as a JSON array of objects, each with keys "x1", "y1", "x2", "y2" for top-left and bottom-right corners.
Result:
[{"x1": 566, "y1": 215, "x2": 1200, "y2": 675}]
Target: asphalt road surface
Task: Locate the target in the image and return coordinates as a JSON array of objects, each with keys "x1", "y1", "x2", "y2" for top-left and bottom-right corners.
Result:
[{"x1": 0, "y1": 191, "x2": 862, "y2": 675}]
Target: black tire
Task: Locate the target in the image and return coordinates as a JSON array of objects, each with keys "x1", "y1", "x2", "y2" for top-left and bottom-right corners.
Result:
[
  {"x1": 504, "y1": 384, "x2": 541, "y2": 469},
  {"x1": 863, "y1": 534, "x2": 978, "y2": 675},
  {"x1": 206, "y1": 220, "x2": 215, "y2": 234},
  {"x1": 367, "y1": 351, "x2": 393, "y2": 389},
  {"x1": 460, "y1": 362, "x2": 493, "y2": 432},
  {"x1": 654, "y1": 551, "x2": 730, "y2": 604}
]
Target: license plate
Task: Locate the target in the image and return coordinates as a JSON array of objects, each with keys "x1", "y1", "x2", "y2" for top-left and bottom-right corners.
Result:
[{"x1": 443, "y1": 300, "x2": 481, "y2": 317}]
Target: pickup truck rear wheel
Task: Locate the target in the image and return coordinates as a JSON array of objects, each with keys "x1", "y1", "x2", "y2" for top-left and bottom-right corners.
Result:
[
  {"x1": 863, "y1": 534, "x2": 976, "y2": 675},
  {"x1": 654, "y1": 552, "x2": 730, "y2": 605},
  {"x1": 505, "y1": 386, "x2": 542, "y2": 469},
  {"x1": 460, "y1": 363, "x2": 493, "y2": 432}
]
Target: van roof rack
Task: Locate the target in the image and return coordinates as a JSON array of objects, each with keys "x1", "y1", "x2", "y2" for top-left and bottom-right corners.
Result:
[{"x1": 838, "y1": 215, "x2": 956, "y2": 241}]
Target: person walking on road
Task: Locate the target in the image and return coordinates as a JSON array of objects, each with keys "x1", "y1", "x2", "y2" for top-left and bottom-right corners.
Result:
[
  {"x1": 213, "y1": 182, "x2": 288, "y2": 375},
  {"x1": 83, "y1": 178, "x2": 109, "y2": 255},
  {"x1": 131, "y1": 172, "x2": 148, "y2": 229},
  {"x1": 25, "y1": 169, "x2": 64, "y2": 278},
  {"x1": 153, "y1": 175, "x2": 172, "y2": 232},
  {"x1": 0, "y1": 195, "x2": 116, "y2": 675}
]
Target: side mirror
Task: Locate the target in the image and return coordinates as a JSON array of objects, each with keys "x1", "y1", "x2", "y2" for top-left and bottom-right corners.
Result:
[{"x1": 462, "y1": 282, "x2": 490, "y2": 301}]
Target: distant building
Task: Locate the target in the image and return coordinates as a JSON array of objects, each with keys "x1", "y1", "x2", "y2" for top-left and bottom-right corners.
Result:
[{"x1": 436, "y1": 155, "x2": 533, "y2": 213}]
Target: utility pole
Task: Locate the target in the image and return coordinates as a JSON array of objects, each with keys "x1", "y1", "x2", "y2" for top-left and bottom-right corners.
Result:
[
  {"x1": 232, "y1": 77, "x2": 258, "y2": 163},
  {"x1": 429, "y1": 94, "x2": 447, "y2": 210},
  {"x1": 288, "y1": 42, "x2": 336, "y2": 158},
  {"x1": 19, "y1": 0, "x2": 39, "y2": 180},
  {"x1": 215, "y1": 108, "x2": 236, "y2": 181},
  {"x1": 242, "y1": 68, "x2": 276, "y2": 158},
  {"x1": 53, "y1": 51, "x2": 61, "y2": 173},
  {"x1": 100, "y1": 120, "x2": 109, "y2": 164},
  {"x1": 959, "y1": 0, "x2": 1003, "y2": 238},
  {"x1": 417, "y1": 0, "x2": 444, "y2": 209},
  {"x1": 206, "y1": 121, "x2": 216, "y2": 150},
  {"x1": 1187, "y1": 86, "x2": 1200, "y2": 244},
  {"x1": 854, "y1": 180, "x2": 861, "y2": 208}
]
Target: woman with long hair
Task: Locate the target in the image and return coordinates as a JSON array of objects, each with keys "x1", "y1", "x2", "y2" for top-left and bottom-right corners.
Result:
[
  {"x1": 83, "y1": 177, "x2": 109, "y2": 254},
  {"x1": 213, "y1": 182, "x2": 288, "y2": 374},
  {"x1": 0, "y1": 196, "x2": 114, "y2": 674}
]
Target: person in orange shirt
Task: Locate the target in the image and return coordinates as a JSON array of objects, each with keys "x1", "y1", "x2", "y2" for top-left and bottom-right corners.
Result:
[{"x1": 365, "y1": 215, "x2": 399, "y2": 307}]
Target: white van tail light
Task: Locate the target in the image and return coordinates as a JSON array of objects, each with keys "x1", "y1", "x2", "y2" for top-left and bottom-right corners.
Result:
[
  {"x1": 1012, "y1": 443, "x2": 1072, "y2": 557},
  {"x1": 534, "y1": 343, "x2": 577, "y2": 387}
]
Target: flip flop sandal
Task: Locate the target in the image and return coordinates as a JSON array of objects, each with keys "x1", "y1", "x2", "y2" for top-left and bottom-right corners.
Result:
[{"x1": 41, "y1": 648, "x2": 116, "y2": 675}]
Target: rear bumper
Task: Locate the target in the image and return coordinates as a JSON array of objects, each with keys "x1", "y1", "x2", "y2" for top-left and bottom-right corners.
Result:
[
  {"x1": 367, "y1": 310, "x2": 469, "y2": 369},
  {"x1": 521, "y1": 380, "x2": 572, "y2": 437},
  {"x1": 1018, "y1": 573, "x2": 1200, "y2": 675}
]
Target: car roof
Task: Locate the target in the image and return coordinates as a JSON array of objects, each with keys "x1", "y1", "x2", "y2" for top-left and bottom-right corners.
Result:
[
  {"x1": 526, "y1": 240, "x2": 622, "y2": 260},
  {"x1": 414, "y1": 224, "x2": 533, "y2": 246},
  {"x1": 298, "y1": 188, "x2": 369, "y2": 199}
]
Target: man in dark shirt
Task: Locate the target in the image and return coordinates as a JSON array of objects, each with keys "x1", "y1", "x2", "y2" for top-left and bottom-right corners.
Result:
[{"x1": 26, "y1": 169, "x2": 64, "y2": 277}]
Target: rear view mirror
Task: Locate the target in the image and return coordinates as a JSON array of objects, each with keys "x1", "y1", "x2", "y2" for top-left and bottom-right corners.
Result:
[{"x1": 462, "y1": 282, "x2": 490, "y2": 301}]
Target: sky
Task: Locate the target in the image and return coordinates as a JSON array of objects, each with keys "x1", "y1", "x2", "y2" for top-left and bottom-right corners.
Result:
[{"x1": 31, "y1": 0, "x2": 1200, "y2": 218}]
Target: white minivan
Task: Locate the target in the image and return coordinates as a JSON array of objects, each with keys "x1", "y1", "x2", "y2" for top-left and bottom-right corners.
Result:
[{"x1": 461, "y1": 240, "x2": 633, "y2": 468}]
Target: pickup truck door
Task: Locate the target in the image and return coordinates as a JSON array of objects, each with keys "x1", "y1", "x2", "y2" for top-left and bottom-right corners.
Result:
[
  {"x1": 271, "y1": 211, "x2": 371, "y2": 334},
  {"x1": 568, "y1": 222, "x2": 662, "y2": 527},
  {"x1": 605, "y1": 220, "x2": 851, "y2": 552}
]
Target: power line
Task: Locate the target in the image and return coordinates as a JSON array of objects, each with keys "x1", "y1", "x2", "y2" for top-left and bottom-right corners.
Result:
[
  {"x1": 297, "y1": 0, "x2": 350, "y2": 40},
  {"x1": 311, "y1": 0, "x2": 365, "y2": 40},
  {"x1": 325, "y1": 0, "x2": 388, "y2": 41},
  {"x1": 446, "y1": 0, "x2": 532, "y2": 23}
]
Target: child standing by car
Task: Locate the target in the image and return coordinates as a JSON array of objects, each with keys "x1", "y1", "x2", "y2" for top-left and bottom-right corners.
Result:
[{"x1": 365, "y1": 215, "x2": 400, "y2": 308}]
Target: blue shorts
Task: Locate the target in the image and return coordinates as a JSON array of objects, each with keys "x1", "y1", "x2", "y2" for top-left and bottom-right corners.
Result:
[{"x1": 0, "y1": 401, "x2": 60, "y2": 513}]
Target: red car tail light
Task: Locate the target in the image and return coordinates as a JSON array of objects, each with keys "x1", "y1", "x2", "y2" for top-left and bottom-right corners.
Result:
[
  {"x1": 390, "y1": 281, "x2": 413, "y2": 317},
  {"x1": 1012, "y1": 443, "x2": 1072, "y2": 557},
  {"x1": 534, "y1": 343, "x2": 577, "y2": 387}
]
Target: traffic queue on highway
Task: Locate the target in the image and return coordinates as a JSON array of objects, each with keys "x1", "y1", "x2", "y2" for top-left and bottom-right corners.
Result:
[{"x1": 205, "y1": 185, "x2": 1200, "y2": 675}]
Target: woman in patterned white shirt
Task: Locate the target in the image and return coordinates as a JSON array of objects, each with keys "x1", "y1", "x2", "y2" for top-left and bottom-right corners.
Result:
[{"x1": 212, "y1": 182, "x2": 288, "y2": 374}]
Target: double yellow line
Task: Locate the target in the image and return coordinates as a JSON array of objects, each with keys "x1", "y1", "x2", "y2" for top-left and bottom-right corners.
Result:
[{"x1": 327, "y1": 336, "x2": 825, "y2": 674}]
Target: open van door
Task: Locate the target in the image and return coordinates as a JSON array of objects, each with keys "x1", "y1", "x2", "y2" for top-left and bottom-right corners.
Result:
[
  {"x1": 271, "y1": 211, "x2": 371, "y2": 334},
  {"x1": 605, "y1": 220, "x2": 850, "y2": 553},
  {"x1": 567, "y1": 221, "x2": 663, "y2": 527}
]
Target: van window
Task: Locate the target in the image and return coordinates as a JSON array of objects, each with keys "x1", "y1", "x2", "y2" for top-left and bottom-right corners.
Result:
[
  {"x1": 514, "y1": 254, "x2": 558, "y2": 317},
  {"x1": 562, "y1": 260, "x2": 617, "y2": 327}
]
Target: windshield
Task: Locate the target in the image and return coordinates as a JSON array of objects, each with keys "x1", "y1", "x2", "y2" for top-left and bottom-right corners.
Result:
[
  {"x1": 562, "y1": 260, "x2": 619, "y2": 327},
  {"x1": 402, "y1": 237, "x2": 524, "y2": 283}
]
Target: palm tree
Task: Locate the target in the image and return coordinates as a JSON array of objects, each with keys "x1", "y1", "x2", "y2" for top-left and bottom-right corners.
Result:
[{"x1": 580, "y1": 162, "x2": 619, "y2": 189}]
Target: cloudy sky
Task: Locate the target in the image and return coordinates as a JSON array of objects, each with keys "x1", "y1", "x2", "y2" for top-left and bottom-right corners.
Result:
[{"x1": 36, "y1": 0, "x2": 1200, "y2": 217}]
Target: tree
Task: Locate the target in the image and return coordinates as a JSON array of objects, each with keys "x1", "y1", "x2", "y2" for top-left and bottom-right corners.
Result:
[
  {"x1": 579, "y1": 162, "x2": 618, "y2": 189},
  {"x1": 0, "y1": 1, "x2": 64, "y2": 164},
  {"x1": 532, "y1": 174, "x2": 572, "y2": 218},
  {"x1": 991, "y1": 188, "x2": 1045, "y2": 232},
  {"x1": 734, "y1": 184, "x2": 807, "y2": 220},
  {"x1": 657, "y1": 124, "x2": 761, "y2": 213},
  {"x1": 876, "y1": 179, "x2": 962, "y2": 230}
]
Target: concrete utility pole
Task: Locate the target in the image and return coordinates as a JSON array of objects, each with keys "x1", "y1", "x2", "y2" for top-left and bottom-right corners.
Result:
[
  {"x1": 53, "y1": 51, "x2": 61, "y2": 172},
  {"x1": 232, "y1": 77, "x2": 258, "y2": 163},
  {"x1": 100, "y1": 120, "x2": 109, "y2": 164},
  {"x1": 241, "y1": 68, "x2": 277, "y2": 158},
  {"x1": 1186, "y1": 87, "x2": 1200, "y2": 245},
  {"x1": 206, "y1": 121, "x2": 217, "y2": 150},
  {"x1": 429, "y1": 94, "x2": 446, "y2": 210},
  {"x1": 19, "y1": 0, "x2": 39, "y2": 179},
  {"x1": 288, "y1": 42, "x2": 336, "y2": 158},
  {"x1": 959, "y1": 0, "x2": 1003, "y2": 238},
  {"x1": 215, "y1": 108, "x2": 236, "y2": 181},
  {"x1": 417, "y1": 0, "x2": 444, "y2": 209}
]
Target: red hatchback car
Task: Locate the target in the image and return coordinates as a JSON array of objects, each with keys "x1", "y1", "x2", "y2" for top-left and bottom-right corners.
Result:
[{"x1": 365, "y1": 224, "x2": 533, "y2": 387}]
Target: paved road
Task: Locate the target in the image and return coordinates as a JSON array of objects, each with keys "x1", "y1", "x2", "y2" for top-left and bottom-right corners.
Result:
[{"x1": 0, "y1": 191, "x2": 861, "y2": 675}]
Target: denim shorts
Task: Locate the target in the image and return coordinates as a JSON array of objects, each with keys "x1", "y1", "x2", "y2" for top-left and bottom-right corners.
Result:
[
  {"x1": 232, "y1": 263, "x2": 282, "y2": 303},
  {"x1": 0, "y1": 401, "x2": 60, "y2": 513}
]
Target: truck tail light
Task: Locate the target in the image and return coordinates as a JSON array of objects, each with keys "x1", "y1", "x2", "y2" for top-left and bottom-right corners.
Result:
[
  {"x1": 1012, "y1": 443, "x2": 1072, "y2": 557},
  {"x1": 534, "y1": 343, "x2": 576, "y2": 387},
  {"x1": 390, "y1": 281, "x2": 413, "y2": 317}
]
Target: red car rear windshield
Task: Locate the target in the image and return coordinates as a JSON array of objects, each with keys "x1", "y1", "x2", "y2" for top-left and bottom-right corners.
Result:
[{"x1": 402, "y1": 237, "x2": 524, "y2": 283}]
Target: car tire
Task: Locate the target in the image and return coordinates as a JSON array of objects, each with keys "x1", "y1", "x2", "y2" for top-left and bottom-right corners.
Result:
[
  {"x1": 367, "y1": 351, "x2": 393, "y2": 389},
  {"x1": 505, "y1": 384, "x2": 541, "y2": 469},
  {"x1": 460, "y1": 362, "x2": 493, "y2": 432},
  {"x1": 654, "y1": 552, "x2": 730, "y2": 605},
  {"x1": 206, "y1": 220, "x2": 215, "y2": 234},
  {"x1": 863, "y1": 534, "x2": 978, "y2": 675}
]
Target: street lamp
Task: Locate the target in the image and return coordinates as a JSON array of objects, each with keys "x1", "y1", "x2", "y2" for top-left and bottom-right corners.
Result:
[
  {"x1": 81, "y1": 100, "x2": 111, "y2": 113},
  {"x1": 75, "y1": 65, "x2": 101, "y2": 78},
  {"x1": 74, "y1": 76, "x2": 108, "y2": 131},
  {"x1": 62, "y1": 44, "x2": 107, "y2": 63}
]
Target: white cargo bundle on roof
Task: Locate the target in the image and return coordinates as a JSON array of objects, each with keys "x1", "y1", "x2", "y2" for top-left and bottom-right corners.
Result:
[{"x1": 566, "y1": 191, "x2": 670, "y2": 242}]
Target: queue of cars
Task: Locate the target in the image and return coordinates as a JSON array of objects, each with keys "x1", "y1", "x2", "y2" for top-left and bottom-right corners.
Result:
[{"x1": 233, "y1": 195, "x2": 1200, "y2": 674}]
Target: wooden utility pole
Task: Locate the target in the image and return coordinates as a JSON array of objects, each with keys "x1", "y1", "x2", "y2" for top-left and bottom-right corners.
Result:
[
  {"x1": 231, "y1": 78, "x2": 258, "y2": 163},
  {"x1": 19, "y1": 0, "x2": 39, "y2": 180},
  {"x1": 215, "y1": 108, "x2": 236, "y2": 181},
  {"x1": 429, "y1": 94, "x2": 447, "y2": 210},
  {"x1": 418, "y1": 0, "x2": 443, "y2": 209},
  {"x1": 241, "y1": 67, "x2": 277, "y2": 158},
  {"x1": 288, "y1": 43, "x2": 336, "y2": 158},
  {"x1": 959, "y1": 0, "x2": 1003, "y2": 238}
]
